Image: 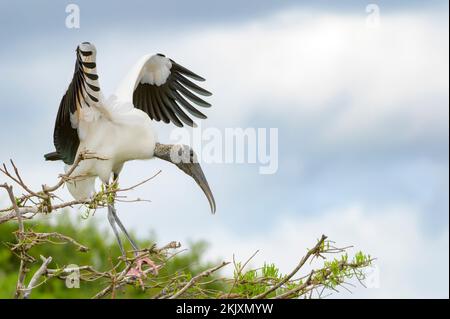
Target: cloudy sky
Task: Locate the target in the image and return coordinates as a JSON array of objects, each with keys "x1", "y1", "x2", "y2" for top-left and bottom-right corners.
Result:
[{"x1": 0, "y1": 1, "x2": 448, "y2": 298}]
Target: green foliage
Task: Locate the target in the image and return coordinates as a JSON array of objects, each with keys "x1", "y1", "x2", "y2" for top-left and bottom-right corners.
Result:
[
  {"x1": 0, "y1": 215, "x2": 373, "y2": 299},
  {"x1": 0, "y1": 161, "x2": 374, "y2": 299},
  {"x1": 0, "y1": 215, "x2": 223, "y2": 298},
  {"x1": 226, "y1": 239, "x2": 373, "y2": 299}
]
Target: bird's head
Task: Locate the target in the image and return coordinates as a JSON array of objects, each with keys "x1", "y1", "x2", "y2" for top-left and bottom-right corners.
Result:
[{"x1": 154, "y1": 143, "x2": 216, "y2": 214}]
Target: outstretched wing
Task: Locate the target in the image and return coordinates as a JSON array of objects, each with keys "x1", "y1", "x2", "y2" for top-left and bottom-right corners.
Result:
[
  {"x1": 117, "y1": 54, "x2": 212, "y2": 127},
  {"x1": 50, "y1": 42, "x2": 102, "y2": 165}
]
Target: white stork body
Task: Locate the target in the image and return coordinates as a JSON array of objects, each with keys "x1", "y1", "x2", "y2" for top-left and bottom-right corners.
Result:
[
  {"x1": 46, "y1": 42, "x2": 215, "y2": 212},
  {"x1": 45, "y1": 42, "x2": 215, "y2": 261},
  {"x1": 64, "y1": 52, "x2": 167, "y2": 199},
  {"x1": 66, "y1": 98, "x2": 157, "y2": 199}
]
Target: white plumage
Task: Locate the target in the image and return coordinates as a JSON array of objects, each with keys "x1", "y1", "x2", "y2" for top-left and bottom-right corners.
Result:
[
  {"x1": 65, "y1": 45, "x2": 164, "y2": 199},
  {"x1": 46, "y1": 42, "x2": 214, "y2": 210},
  {"x1": 46, "y1": 42, "x2": 215, "y2": 260}
]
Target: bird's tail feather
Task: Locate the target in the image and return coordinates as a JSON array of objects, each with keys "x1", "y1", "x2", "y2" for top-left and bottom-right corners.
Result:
[{"x1": 44, "y1": 151, "x2": 62, "y2": 161}]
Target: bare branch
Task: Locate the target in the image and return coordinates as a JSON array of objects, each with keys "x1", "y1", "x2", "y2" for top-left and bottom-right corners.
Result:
[
  {"x1": 272, "y1": 270, "x2": 315, "y2": 299},
  {"x1": 169, "y1": 261, "x2": 230, "y2": 299},
  {"x1": 41, "y1": 151, "x2": 103, "y2": 193},
  {"x1": 23, "y1": 255, "x2": 53, "y2": 299},
  {"x1": 0, "y1": 183, "x2": 28, "y2": 298},
  {"x1": 253, "y1": 235, "x2": 327, "y2": 299},
  {"x1": 0, "y1": 158, "x2": 373, "y2": 299}
]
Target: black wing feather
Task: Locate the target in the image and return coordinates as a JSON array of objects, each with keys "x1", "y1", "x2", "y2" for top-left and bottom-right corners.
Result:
[
  {"x1": 174, "y1": 73, "x2": 212, "y2": 96},
  {"x1": 132, "y1": 57, "x2": 212, "y2": 127},
  {"x1": 153, "y1": 86, "x2": 170, "y2": 123},
  {"x1": 154, "y1": 88, "x2": 179, "y2": 125},
  {"x1": 49, "y1": 46, "x2": 99, "y2": 165}
]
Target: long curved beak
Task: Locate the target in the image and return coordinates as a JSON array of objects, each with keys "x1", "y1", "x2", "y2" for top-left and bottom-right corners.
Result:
[
  {"x1": 177, "y1": 162, "x2": 216, "y2": 214},
  {"x1": 153, "y1": 143, "x2": 216, "y2": 214}
]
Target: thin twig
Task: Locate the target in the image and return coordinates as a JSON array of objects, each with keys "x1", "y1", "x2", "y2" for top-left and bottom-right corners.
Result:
[
  {"x1": 227, "y1": 250, "x2": 259, "y2": 297},
  {"x1": 169, "y1": 261, "x2": 230, "y2": 299},
  {"x1": 272, "y1": 270, "x2": 315, "y2": 299},
  {"x1": 253, "y1": 235, "x2": 327, "y2": 299},
  {"x1": 41, "y1": 151, "x2": 103, "y2": 193}
]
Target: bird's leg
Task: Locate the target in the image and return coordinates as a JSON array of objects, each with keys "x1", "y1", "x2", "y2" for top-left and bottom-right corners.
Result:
[
  {"x1": 110, "y1": 173, "x2": 139, "y2": 253},
  {"x1": 107, "y1": 175, "x2": 159, "y2": 279},
  {"x1": 109, "y1": 204, "x2": 139, "y2": 252},
  {"x1": 105, "y1": 177, "x2": 127, "y2": 258},
  {"x1": 111, "y1": 205, "x2": 159, "y2": 276},
  {"x1": 107, "y1": 204, "x2": 126, "y2": 257}
]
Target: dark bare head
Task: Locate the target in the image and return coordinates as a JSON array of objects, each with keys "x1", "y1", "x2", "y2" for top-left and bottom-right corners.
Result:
[{"x1": 154, "y1": 143, "x2": 216, "y2": 214}]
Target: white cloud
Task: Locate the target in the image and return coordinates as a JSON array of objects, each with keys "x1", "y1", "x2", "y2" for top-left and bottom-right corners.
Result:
[
  {"x1": 177, "y1": 10, "x2": 449, "y2": 147},
  {"x1": 0, "y1": 7, "x2": 448, "y2": 299},
  {"x1": 3, "y1": 9, "x2": 448, "y2": 146}
]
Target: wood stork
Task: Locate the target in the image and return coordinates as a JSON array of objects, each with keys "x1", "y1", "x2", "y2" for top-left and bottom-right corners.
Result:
[{"x1": 44, "y1": 42, "x2": 215, "y2": 267}]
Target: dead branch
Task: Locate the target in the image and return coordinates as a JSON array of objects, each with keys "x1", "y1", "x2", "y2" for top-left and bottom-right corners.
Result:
[
  {"x1": 0, "y1": 156, "x2": 373, "y2": 299},
  {"x1": 23, "y1": 255, "x2": 52, "y2": 299},
  {"x1": 169, "y1": 261, "x2": 230, "y2": 299},
  {"x1": 253, "y1": 235, "x2": 327, "y2": 299},
  {"x1": 0, "y1": 157, "x2": 160, "y2": 225}
]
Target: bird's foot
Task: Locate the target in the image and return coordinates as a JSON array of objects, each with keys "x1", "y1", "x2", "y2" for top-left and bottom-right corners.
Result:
[{"x1": 126, "y1": 256, "x2": 159, "y2": 286}]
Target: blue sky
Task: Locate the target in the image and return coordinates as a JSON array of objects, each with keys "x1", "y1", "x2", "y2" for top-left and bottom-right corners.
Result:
[{"x1": 0, "y1": 1, "x2": 448, "y2": 298}]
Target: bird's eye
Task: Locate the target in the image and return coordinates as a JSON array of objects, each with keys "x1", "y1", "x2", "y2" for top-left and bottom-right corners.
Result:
[{"x1": 190, "y1": 151, "x2": 198, "y2": 163}]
